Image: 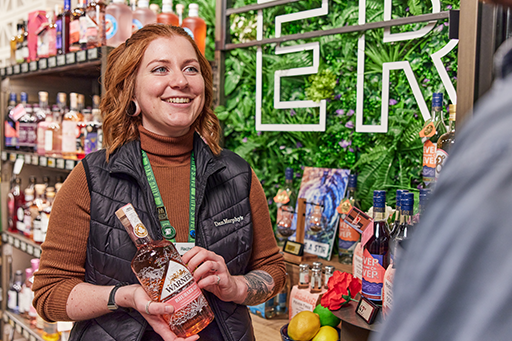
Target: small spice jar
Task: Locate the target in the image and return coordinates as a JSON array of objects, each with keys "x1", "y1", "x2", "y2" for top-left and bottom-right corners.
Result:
[
  {"x1": 324, "y1": 265, "x2": 334, "y2": 289},
  {"x1": 298, "y1": 264, "x2": 310, "y2": 289},
  {"x1": 310, "y1": 268, "x2": 323, "y2": 293}
]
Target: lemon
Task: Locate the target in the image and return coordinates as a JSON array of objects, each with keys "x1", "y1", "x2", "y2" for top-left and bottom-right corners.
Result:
[
  {"x1": 288, "y1": 311, "x2": 321, "y2": 341},
  {"x1": 313, "y1": 304, "x2": 341, "y2": 328},
  {"x1": 311, "y1": 326, "x2": 339, "y2": 341}
]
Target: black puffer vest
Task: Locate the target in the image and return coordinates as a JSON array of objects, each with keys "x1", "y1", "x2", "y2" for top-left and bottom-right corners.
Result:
[{"x1": 69, "y1": 134, "x2": 255, "y2": 341}]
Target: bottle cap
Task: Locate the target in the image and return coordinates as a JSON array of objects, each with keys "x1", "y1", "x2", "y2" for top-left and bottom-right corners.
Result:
[
  {"x1": 57, "y1": 92, "x2": 67, "y2": 106},
  {"x1": 39, "y1": 91, "x2": 48, "y2": 102},
  {"x1": 92, "y1": 95, "x2": 100, "y2": 109},
  {"x1": 21, "y1": 92, "x2": 28, "y2": 103},
  {"x1": 47, "y1": 192, "x2": 55, "y2": 199},
  {"x1": 25, "y1": 188, "x2": 34, "y2": 196},
  {"x1": 14, "y1": 177, "x2": 22, "y2": 185},
  {"x1": 70, "y1": 93, "x2": 78, "y2": 108},
  {"x1": 138, "y1": 0, "x2": 149, "y2": 8},
  {"x1": 9, "y1": 93, "x2": 17, "y2": 102},
  {"x1": 432, "y1": 93, "x2": 443, "y2": 108},
  {"x1": 31, "y1": 258, "x2": 40, "y2": 272},
  {"x1": 395, "y1": 189, "x2": 408, "y2": 209},
  {"x1": 419, "y1": 188, "x2": 431, "y2": 205},
  {"x1": 149, "y1": 3, "x2": 160, "y2": 13},
  {"x1": 285, "y1": 167, "x2": 293, "y2": 181},
  {"x1": 29, "y1": 176, "x2": 37, "y2": 184},
  {"x1": 373, "y1": 190, "x2": 386, "y2": 208},
  {"x1": 401, "y1": 192, "x2": 414, "y2": 212},
  {"x1": 176, "y1": 4, "x2": 184, "y2": 14},
  {"x1": 449, "y1": 104, "x2": 456, "y2": 121},
  {"x1": 64, "y1": 0, "x2": 71, "y2": 11},
  {"x1": 25, "y1": 268, "x2": 33, "y2": 280},
  {"x1": 35, "y1": 184, "x2": 46, "y2": 194},
  {"x1": 348, "y1": 173, "x2": 357, "y2": 188},
  {"x1": 55, "y1": 183, "x2": 63, "y2": 193},
  {"x1": 188, "y1": 3, "x2": 199, "y2": 17}
]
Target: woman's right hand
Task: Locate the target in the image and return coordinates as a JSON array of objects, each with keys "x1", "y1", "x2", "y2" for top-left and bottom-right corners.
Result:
[{"x1": 122, "y1": 285, "x2": 200, "y2": 341}]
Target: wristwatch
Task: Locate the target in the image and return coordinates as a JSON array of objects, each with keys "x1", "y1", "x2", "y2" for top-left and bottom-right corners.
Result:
[{"x1": 107, "y1": 282, "x2": 130, "y2": 311}]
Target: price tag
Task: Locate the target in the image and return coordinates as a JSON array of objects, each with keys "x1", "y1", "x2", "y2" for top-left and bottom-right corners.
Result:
[
  {"x1": 2, "y1": 233, "x2": 7, "y2": 242},
  {"x1": 65, "y1": 159, "x2": 75, "y2": 170},
  {"x1": 27, "y1": 244, "x2": 34, "y2": 255},
  {"x1": 56, "y1": 158, "x2": 65, "y2": 169},
  {"x1": 24, "y1": 154, "x2": 31, "y2": 164},
  {"x1": 30, "y1": 61, "x2": 38, "y2": 71},
  {"x1": 13, "y1": 158, "x2": 24, "y2": 175},
  {"x1": 88, "y1": 48, "x2": 98, "y2": 60},
  {"x1": 0, "y1": 67, "x2": 5, "y2": 76},
  {"x1": 39, "y1": 58, "x2": 48, "y2": 69},
  {"x1": 9, "y1": 318, "x2": 14, "y2": 326},
  {"x1": 15, "y1": 323, "x2": 22, "y2": 334},
  {"x1": 7, "y1": 235, "x2": 13, "y2": 245},
  {"x1": 33, "y1": 248, "x2": 41, "y2": 258},
  {"x1": 66, "y1": 53, "x2": 76, "y2": 64},
  {"x1": 6, "y1": 66, "x2": 13, "y2": 75},
  {"x1": 47, "y1": 157, "x2": 56, "y2": 168},
  {"x1": 2, "y1": 312, "x2": 7, "y2": 322},
  {"x1": 31, "y1": 155, "x2": 39, "y2": 165},
  {"x1": 9, "y1": 153, "x2": 17, "y2": 162},
  {"x1": 20, "y1": 241, "x2": 26, "y2": 252},
  {"x1": 14, "y1": 238, "x2": 20, "y2": 249},
  {"x1": 48, "y1": 56, "x2": 57, "y2": 68},
  {"x1": 77, "y1": 50, "x2": 87, "y2": 62},
  {"x1": 1, "y1": 151, "x2": 7, "y2": 161},
  {"x1": 21, "y1": 63, "x2": 29, "y2": 73},
  {"x1": 23, "y1": 329, "x2": 29, "y2": 338},
  {"x1": 13, "y1": 64, "x2": 20, "y2": 74},
  {"x1": 57, "y1": 54, "x2": 66, "y2": 66},
  {"x1": 356, "y1": 297, "x2": 380, "y2": 324},
  {"x1": 30, "y1": 335, "x2": 36, "y2": 341},
  {"x1": 40, "y1": 156, "x2": 47, "y2": 167}
]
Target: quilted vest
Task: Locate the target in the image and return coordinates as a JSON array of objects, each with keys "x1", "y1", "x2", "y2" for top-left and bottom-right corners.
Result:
[{"x1": 69, "y1": 134, "x2": 255, "y2": 341}]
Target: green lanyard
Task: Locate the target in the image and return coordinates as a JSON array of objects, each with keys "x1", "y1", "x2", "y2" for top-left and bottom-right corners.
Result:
[{"x1": 141, "y1": 150, "x2": 196, "y2": 243}]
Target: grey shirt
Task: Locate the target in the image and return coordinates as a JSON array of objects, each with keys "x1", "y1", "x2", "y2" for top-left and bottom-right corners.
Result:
[{"x1": 372, "y1": 39, "x2": 512, "y2": 341}]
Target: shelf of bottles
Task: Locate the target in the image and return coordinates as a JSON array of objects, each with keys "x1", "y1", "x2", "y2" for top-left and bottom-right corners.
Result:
[
  {"x1": 1, "y1": 151, "x2": 78, "y2": 171},
  {"x1": 2, "y1": 231, "x2": 42, "y2": 258},
  {"x1": 0, "y1": 47, "x2": 105, "y2": 79},
  {"x1": 3, "y1": 311, "x2": 44, "y2": 341}
]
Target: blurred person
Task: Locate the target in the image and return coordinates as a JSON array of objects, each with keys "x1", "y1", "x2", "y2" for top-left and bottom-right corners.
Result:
[
  {"x1": 32, "y1": 24, "x2": 286, "y2": 341},
  {"x1": 372, "y1": 1, "x2": 512, "y2": 340}
]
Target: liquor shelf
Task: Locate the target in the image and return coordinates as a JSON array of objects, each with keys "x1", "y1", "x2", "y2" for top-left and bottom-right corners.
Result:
[
  {"x1": 1, "y1": 151, "x2": 78, "y2": 171},
  {"x1": 0, "y1": 47, "x2": 111, "y2": 80},
  {"x1": 2, "y1": 232, "x2": 42, "y2": 258},
  {"x1": 3, "y1": 311, "x2": 44, "y2": 341}
]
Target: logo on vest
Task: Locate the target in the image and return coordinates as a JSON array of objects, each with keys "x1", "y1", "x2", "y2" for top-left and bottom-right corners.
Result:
[{"x1": 214, "y1": 216, "x2": 244, "y2": 227}]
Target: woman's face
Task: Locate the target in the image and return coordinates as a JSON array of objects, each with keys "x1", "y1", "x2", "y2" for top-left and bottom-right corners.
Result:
[{"x1": 134, "y1": 36, "x2": 205, "y2": 137}]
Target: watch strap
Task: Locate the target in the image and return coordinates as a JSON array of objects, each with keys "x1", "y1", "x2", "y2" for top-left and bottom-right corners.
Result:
[{"x1": 107, "y1": 282, "x2": 130, "y2": 311}]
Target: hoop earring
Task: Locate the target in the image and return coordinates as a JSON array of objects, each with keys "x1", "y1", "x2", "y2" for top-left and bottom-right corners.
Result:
[{"x1": 126, "y1": 100, "x2": 141, "y2": 117}]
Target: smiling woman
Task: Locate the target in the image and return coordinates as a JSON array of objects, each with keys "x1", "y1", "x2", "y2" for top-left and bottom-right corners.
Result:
[{"x1": 32, "y1": 24, "x2": 286, "y2": 341}]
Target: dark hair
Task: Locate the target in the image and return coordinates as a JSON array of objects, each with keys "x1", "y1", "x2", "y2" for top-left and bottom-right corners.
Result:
[{"x1": 101, "y1": 24, "x2": 220, "y2": 160}]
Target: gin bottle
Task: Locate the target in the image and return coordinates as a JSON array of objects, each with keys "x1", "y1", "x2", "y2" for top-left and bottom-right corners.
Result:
[
  {"x1": 362, "y1": 190, "x2": 390, "y2": 305},
  {"x1": 115, "y1": 204, "x2": 214, "y2": 338}
]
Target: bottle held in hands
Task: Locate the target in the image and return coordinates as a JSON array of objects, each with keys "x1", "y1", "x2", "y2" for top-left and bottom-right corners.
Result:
[{"x1": 115, "y1": 203, "x2": 214, "y2": 338}]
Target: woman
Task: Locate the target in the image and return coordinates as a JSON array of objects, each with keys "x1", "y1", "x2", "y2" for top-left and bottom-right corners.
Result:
[{"x1": 33, "y1": 24, "x2": 286, "y2": 341}]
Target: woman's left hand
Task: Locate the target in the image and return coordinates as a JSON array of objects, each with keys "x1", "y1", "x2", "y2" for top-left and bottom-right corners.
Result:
[{"x1": 181, "y1": 247, "x2": 244, "y2": 303}]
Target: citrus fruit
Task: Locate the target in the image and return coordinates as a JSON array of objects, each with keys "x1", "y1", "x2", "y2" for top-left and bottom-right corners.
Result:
[
  {"x1": 287, "y1": 311, "x2": 321, "y2": 341},
  {"x1": 313, "y1": 304, "x2": 341, "y2": 328},
  {"x1": 312, "y1": 326, "x2": 339, "y2": 341}
]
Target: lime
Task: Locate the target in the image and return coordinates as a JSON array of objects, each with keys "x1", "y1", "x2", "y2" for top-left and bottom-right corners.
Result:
[
  {"x1": 288, "y1": 311, "x2": 321, "y2": 341},
  {"x1": 312, "y1": 326, "x2": 339, "y2": 341},
  {"x1": 313, "y1": 304, "x2": 341, "y2": 328}
]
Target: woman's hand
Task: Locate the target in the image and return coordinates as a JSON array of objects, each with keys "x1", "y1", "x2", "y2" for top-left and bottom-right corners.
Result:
[
  {"x1": 181, "y1": 247, "x2": 245, "y2": 304},
  {"x1": 122, "y1": 285, "x2": 199, "y2": 341}
]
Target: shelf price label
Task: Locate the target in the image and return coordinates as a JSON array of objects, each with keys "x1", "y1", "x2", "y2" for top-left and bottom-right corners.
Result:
[
  {"x1": 57, "y1": 55, "x2": 66, "y2": 66},
  {"x1": 66, "y1": 53, "x2": 76, "y2": 64},
  {"x1": 47, "y1": 157, "x2": 56, "y2": 168},
  {"x1": 23, "y1": 329, "x2": 29, "y2": 339},
  {"x1": 33, "y1": 247, "x2": 41, "y2": 258},
  {"x1": 77, "y1": 50, "x2": 87, "y2": 62},
  {"x1": 39, "y1": 58, "x2": 48, "y2": 69},
  {"x1": 30, "y1": 335, "x2": 36, "y2": 341},
  {"x1": 2, "y1": 312, "x2": 7, "y2": 322},
  {"x1": 27, "y1": 244, "x2": 34, "y2": 255},
  {"x1": 7, "y1": 235, "x2": 13, "y2": 245},
  {"x1": 0, "y1": 68, "x2": 5, "y2": 76},
  {"x1": 20, "y1": 241, "x2": 27, "y2": 252},
  {"x1": 48, "y1": 56, "x2": 57, "y2": 68},
  {"x1": 14, "y1": 238, "x2": 20, "y2": 249},
  {"x1": 56, "y1": 158, "x2": 65, "y2": 169},
  {"x1": 1, "y1": 233, "x2": 7, "y2": 242},
  {"x1": 40, "y1": 156, "x2": 47, "y2": 167},
  {"x1": 65, "y1": 159, "x2": 75, "y2": 170},
  {"x1": 9, "y1": 153, "x2": 17, "y2": 162},
  {"x1": 88, "y1": 48, "x2": 99, "y2": 60},
  {"x1": 30, "y1": 61, "x2": 38, "y2": 71},
  {"x1": 13, "y1": 64, "x2": 20, "y2": 74},
  {"x1": 32, "y1": 155, "x2": 39, "y2": 165},
  {"x1": 24, "y1": 154, "x2": 31, "y2": 164},
  {"x1": 21, "y1": 63, "x2": 29, "y2": 73},
  {"x1": 6, "y1": 66, "x2": 13, "y2": 75},
  {"x1": 1, "y1": 151, "x2": 7, "y2": 161},
  {"x1": 15, "y1": 323, "x2": 22, "y2": 334}
]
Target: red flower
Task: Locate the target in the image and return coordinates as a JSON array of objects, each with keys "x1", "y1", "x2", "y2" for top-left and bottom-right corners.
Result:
[{"x1": 321, "y1": 271, "x2": 362, "y2": 310}]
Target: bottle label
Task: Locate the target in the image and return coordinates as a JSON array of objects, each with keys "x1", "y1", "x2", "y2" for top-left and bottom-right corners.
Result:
[
  {"x1": 299, "y1": 272, "x2": 309, "y2": 285},
  {"x1": 362, "y1": 249, "x2": 386, "y2": 301},
  {"x1": 419, "y1": 121, "x2": 436, "y2": 139},
  {"x1": 48, "y1": 29, "x2": 57, "y2": 56},
  {"x1": 56, "y1": 19, "x2": 63, "y2": 50},
  {"x1": 120, "y1": 204, "x2": 148, "y2": 238},
  {"x1": 422, "y1": 140, "x2": 436, "y2": 185},
  {"x1": 338, "y1": 220, "x2": 360, "y2": 251},
  {"x1": 165, "y1": 281, "x2": 202, "y2": 313},
  {"x1": 84, "y1": 131, "x2": 98, "y2": 154},
  {"x1": 353, "y1": 243, "x2": 363, "y2": 280},
  {"x1": 337, "y1": 198, "x2": 352, "y2": 214},
  {"x1": 69, "y1": 20, "x2": 80, "y2": 45},
  {"x1": 435, "y1": 148, "x2": 448, "y2": 181},
  {"x1": 5, "y1": 121, "x2": 17, "y2": 147},
  {"x1": 7, "y1": 289, "x2": 18, "y2": 310},
  {"x1": 273, "y1": 189, "x2": 290, "y2": 205},
  {"x1": 382, "y1": 266, "x2": 395, "y2": 318},
  {"x1": 45, "y1": 130, "x2": 53, "y2": 152},
  {"x1": 79, "y1": 17, "x2": 88, "y2": 44},
  {"x1": 18, "y1": 123, "x2": 37, "y2": 147},
  {"x1": 132, "y1": 19, "x2": 143, "y2": 33},
  {"x1": 62, "y1": 121, "x2": 78, "y2": 152},
  {"x1": 182, "y1": 27, "x2": 194, "y2": 40},
  {"x1": 161, "y1": 261, "x2": 194, "y2": 302},
  {"x1": 105, "y1": 14, "x2": 118, "y2": 40}
]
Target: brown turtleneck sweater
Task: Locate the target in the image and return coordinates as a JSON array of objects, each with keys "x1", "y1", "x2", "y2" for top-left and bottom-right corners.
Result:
[{"x1": 32, "y1": 126, "x2": 286, "y2": 322}]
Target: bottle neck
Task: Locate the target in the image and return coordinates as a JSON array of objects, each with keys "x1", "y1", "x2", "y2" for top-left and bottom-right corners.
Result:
[
  {"x1": 401, "y1": 210, "x2": 413, "y2": 225},
  {"x1": 373, "y1": 207, "x2": 386, "y2": 221},
  {"x1": 448, "y1": 119, "x2": 456, "y2": 132}
]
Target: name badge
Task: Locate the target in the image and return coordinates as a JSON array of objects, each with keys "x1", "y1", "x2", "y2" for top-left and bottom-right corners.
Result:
[{"x1": 175, "y1": 242, "x2": 195, "y2": 256}]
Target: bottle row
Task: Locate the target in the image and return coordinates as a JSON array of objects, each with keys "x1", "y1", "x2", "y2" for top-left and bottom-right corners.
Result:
[
  {"x1": 6, "y1": 255, "x2": 72, "y2": 341},
  {"x1": 9, "y1": 0, "x2": 207, "y2": 67},
  {"x1": 5, "y1": 91, "x2": 103, "y2": 160},
  {"x1": 7, "y1": 175, "x2": 66, "y2": 244}
]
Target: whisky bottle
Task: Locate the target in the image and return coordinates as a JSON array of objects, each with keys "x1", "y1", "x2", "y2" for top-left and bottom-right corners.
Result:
[
  {"x1": 338, "y1": 173, "x2": 361, "y2": 264},
  {"x1": 181, "y1": 3, "x2": 207, "y2": 56},
  {"x1": 362, "y1": 190, "x2": 390, "y2": 305},
  {"x1": 435, "y1": 104, "x2": 456, "y2": 180},
  {"x1": 420, "y1": 93, "x2": 447, "y2": 188},
  {"x1": 115, "y1": 204, "x2": 214, "y2": 337},
  {"x1": 56, "y1": 1, "x2": 71, "y2": 55}
]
